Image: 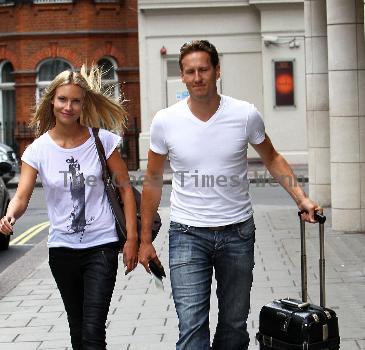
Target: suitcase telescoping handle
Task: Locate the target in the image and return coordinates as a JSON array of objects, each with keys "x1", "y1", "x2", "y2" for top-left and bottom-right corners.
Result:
[{"x1": 298, "y1": 211, "x2": 326, "y2": 307}]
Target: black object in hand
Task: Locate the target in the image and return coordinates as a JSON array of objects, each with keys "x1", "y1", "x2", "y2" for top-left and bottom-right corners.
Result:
[
  {"x1": 298, "y1": 210, "x2": 326, "y2": 224},
  {"x1": 149, "y1": 260, "x2": 166, "y2": 280}
]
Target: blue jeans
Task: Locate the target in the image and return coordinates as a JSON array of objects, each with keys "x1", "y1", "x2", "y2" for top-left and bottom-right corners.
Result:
[
  {"x1": 169, "y1": 216, "x2": 255, "y2": 350},
  {"x1": 49, "y1": 244, "x2": 119, "y2": 350}
]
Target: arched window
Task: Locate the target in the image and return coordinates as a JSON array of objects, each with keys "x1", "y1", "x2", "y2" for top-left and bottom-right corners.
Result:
[
  {"x1": 97, "y1": 57, "x2": 119, "y2": 98},
  {"x1": 0, "y1": 61, "x2": 15, "y2": 147},
  {"x1": 37, "y1": 58, "x2": 72, "y2": 100}
]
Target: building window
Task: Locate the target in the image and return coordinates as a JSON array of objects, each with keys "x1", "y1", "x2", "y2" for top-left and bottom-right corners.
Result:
[
  {"x1": 167, "y1": 59, "x2": 180, "y2": 77},
  {"x1": 37, "y1": 58, "x2": 72, "y2": 100},
  {"x1": 0, "y1": 0, "x2": 15, "y2": 6},
  {"x1": 0, "y1": 61, "x2": 15, "y2": 147},
  {"x1": 97, "y1": 57, "x2": 119, "y2": 98}
]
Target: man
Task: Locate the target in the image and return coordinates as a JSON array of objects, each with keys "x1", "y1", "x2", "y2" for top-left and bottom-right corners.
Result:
[{"x1": 139, "y1": 40, "x2": 320, "y2": 350}]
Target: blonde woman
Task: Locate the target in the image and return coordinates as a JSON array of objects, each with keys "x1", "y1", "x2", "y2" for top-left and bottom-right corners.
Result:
[{"x1": 0, "y1": 66, "x2": 138, "y2": 350}]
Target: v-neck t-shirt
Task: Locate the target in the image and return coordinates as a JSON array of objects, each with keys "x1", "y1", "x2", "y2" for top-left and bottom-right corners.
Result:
[
  {"x1": 150, "y1": 94, "x2": 265, "y2": 227},
  {"x1": 21, "y1": 127, "x2": 121, "y2": 249}
]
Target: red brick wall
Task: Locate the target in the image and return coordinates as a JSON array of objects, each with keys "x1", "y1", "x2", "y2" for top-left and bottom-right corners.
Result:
[{"x1": 0, "y1": 0, "x2": 140, "y2": 170}]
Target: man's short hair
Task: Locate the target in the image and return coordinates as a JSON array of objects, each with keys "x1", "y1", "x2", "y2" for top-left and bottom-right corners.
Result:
[{"x1": 179, "y1": 40, "x2": 219, "y2": 71}]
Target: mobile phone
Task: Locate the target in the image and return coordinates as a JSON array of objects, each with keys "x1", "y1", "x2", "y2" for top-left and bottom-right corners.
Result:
[
  {"x1": 148, "y1": 260, "x2": 166, "y2": 291},
  {"x1": 149, "y1": 260, "x2": 166, "y2": 279}
]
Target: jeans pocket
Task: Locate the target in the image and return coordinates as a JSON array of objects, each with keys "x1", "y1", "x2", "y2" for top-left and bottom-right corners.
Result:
[
  {"x1": 169, "y1": 221, "x2": 190, "y2": 234},
  {"x1": 48, "y1": 248, "x2": 71, "y2": 266},
  {"x1": 237, "y1": 216, "x2": 256, "y2": 242},
  {"x1": 101, "y1": 248, "x2": 119, "y2": 277}
]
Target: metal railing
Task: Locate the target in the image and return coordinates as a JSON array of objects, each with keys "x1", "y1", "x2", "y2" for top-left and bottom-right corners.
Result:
[
  {"x1": 0, "y1": 121, "x2": 33, "y2": 154},
  {"x1": 0, "y1": 0, "x2": 14, "y2": 5},
  {"x1": 0, "y1": 0, "x2": 73, "y2": 4},
  {"x1": 33, "y1": 0, "x2": 73, "y2": 3},
  {"x1": 120, "y1": 117, "x2": 140, "y2": 170}
]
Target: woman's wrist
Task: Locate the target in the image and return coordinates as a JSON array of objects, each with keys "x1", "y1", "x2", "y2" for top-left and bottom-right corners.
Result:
[{"x1": 126, "y1": 233, "x2": 138, "y2": 242}]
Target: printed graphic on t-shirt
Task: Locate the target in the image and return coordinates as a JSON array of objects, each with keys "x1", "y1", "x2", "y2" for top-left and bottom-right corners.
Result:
[{"x1": 65, "y1": 156, "x2": 94, "y2": 241}]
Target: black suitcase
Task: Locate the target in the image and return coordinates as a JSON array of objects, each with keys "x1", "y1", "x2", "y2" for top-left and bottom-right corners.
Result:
[{"x1": 256, "y1": 212, "x2": 340, "y2": 349}]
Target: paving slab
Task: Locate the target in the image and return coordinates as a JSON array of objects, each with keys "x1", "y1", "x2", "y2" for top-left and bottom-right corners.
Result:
[{"x1": 0, "y1": 204, "x2": 364, "y2": 349}]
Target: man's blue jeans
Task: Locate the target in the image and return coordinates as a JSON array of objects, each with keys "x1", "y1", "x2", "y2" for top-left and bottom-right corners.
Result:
[{"x1": 169, "y1": 216, "x2": 255, "y2": 350}]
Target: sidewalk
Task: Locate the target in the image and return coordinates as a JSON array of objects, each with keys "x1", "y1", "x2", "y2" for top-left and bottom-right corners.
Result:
[{"x1": 0, "y1": 204, "x2": 364, "y2": 349}]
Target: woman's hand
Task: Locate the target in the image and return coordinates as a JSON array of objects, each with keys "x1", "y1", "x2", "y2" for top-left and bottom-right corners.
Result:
[
  {"x1": 0, "y1": 216, "x2": 15, "y2": 235},
  {"x1": 122, "y1": 237, "x2": 139, "y2": 275}
]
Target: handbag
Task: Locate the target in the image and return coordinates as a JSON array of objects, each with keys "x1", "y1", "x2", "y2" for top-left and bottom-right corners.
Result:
[{"x1": 92, "y1": 128, "x2": 161, "y2": 247}]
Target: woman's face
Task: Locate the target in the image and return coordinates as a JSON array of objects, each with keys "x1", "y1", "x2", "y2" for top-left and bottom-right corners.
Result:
[{"x1": 52, "y1": 84, "x2": 84, "y2": 126}]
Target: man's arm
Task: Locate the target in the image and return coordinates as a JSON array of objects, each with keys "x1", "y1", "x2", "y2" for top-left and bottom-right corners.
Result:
[
  {"x1": 251, "y1": 134, "x2": 320, "y2": 222},
  {"x1": 139, "y1": 150, "x2": 167, "y2": 272}
]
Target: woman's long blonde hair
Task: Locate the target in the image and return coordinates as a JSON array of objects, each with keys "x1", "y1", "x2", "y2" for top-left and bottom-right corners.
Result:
[{"x1": 30, "y1": 64, "x2": 128, "y2": 137}]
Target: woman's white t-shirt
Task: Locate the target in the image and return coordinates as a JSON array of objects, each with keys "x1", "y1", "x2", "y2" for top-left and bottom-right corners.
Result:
[
  {"x1": 21, "y1": 127, "x2": 120, "y2": 249},
  {"x1": 150, "y1": 95, "x2": 265, "y2": 227}
]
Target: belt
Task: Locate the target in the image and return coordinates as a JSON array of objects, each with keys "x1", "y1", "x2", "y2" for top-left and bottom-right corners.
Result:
[{"x1": 207, "y1": 223, "x2": 240, "y2": 231}]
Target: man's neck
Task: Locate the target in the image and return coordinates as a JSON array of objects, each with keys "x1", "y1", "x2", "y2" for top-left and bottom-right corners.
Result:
[{"x1": 187, "y1": 94, "x2": 221, "y2": 122}]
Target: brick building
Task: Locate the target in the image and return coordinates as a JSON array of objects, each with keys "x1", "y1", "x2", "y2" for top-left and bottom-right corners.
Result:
[{"x1": 0, "y1": 0, "x2": 140, "y2": 170}]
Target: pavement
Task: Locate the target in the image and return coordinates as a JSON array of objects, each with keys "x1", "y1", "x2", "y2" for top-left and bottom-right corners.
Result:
[{"x1": 1, "y1": 165, "x2": 364, "y2": 350}]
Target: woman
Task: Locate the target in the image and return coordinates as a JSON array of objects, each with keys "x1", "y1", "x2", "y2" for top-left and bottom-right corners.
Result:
[{"x1": 0, "y1": 65, "x2": 138, "y2": 350}]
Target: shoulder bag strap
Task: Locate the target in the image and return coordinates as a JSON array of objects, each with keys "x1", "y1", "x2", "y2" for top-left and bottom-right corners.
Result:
[{"x1": 92, "y1": 127, "x2": 109, "y2": 182}]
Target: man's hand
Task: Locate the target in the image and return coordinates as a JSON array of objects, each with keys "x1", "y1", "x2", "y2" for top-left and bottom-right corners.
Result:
[
  {"x1": 0, "y1": 216, "x2": 15, "y2": 235},
  {"x1": 298, "y1": 197, "x2": 322, "y2": 223},
  {"x1": 122, "y1": 238, "x2": 139, "y2": 275},
  {"x1": 138, "y1": 241, "x2": 163, "y2": 274}
]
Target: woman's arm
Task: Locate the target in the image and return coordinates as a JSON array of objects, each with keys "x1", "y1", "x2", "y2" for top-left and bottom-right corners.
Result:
[
  {"x1": 139, "y1": 150, "x2": 166, "y2": 273},
  {"x1": 0, "y1": 162, "x2": 37, "y2": 234},
  {"x1": 106, "y1": 149, "x2": 138, "y2": 273}
]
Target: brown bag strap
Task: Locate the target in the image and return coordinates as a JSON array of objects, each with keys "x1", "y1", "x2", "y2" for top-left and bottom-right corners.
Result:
[{"x1": 92, "y1": 127, "x2": 109, "y2": 181}]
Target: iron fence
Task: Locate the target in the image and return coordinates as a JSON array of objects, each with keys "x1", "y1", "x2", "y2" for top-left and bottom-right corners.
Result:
[
  {"x1": 121, "y1": 117, "x2": 140, "y2": 170},
  {"x1": 0, "y1": 121, "x2": 33, "y2": 155}
]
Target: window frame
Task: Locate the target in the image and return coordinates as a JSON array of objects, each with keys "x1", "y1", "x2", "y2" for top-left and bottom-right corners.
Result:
[
  {"x1": 0, "y1": 60, "x2": 15, "y2": 145},
  {"x1": 97, "y1": 57, "x2": 119, "y2": 99},
  {"x1": 36, "y1": 58, "x2": 73, "y2": 101}
]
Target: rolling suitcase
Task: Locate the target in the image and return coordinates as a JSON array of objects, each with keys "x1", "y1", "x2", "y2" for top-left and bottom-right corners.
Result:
[{"x1": 256, "y1": 212, "x2": 340, "y2": 349}]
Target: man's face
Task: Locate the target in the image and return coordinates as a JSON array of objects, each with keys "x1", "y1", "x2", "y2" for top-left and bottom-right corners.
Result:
[{"x1": 180, "y1": 51, "x2": 220, "y2": 101}]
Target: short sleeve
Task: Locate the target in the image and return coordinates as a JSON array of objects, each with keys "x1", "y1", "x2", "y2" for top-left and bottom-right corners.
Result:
[
  {"x1": 246, "y1": 105, "x2": 265, "y2": 145},
  {"x1": 98, "y1": 129, "x2": 121, "y2": 159},
  {"x1": 150, "y1": 111, "x2": 168, "y2": 155},
  {"x1": 21, "y1": 141, "x2": 39, "y2": 171}
]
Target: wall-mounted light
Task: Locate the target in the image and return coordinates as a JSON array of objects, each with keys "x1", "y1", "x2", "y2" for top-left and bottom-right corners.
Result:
[
  {"x1": 289, "y1": 39, "x2": 300, "y2": 48},
  {"x1": 263, "y1": 35, "x2": 279, "y2": 47},
  {"x1": 263, "y1": 35, "x2": 300, "y2": 49},
  {"x1": 160, "y1": 46, "x2": 167, "y2": 56}
]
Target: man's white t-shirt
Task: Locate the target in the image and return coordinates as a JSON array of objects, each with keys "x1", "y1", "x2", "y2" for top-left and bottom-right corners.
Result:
[
  {"x1": 21, "y1": 127, "x2": 120, "y2": 249},
  {"x1": 150, "y1": 95, "x2": 265, "y2": 227}
]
